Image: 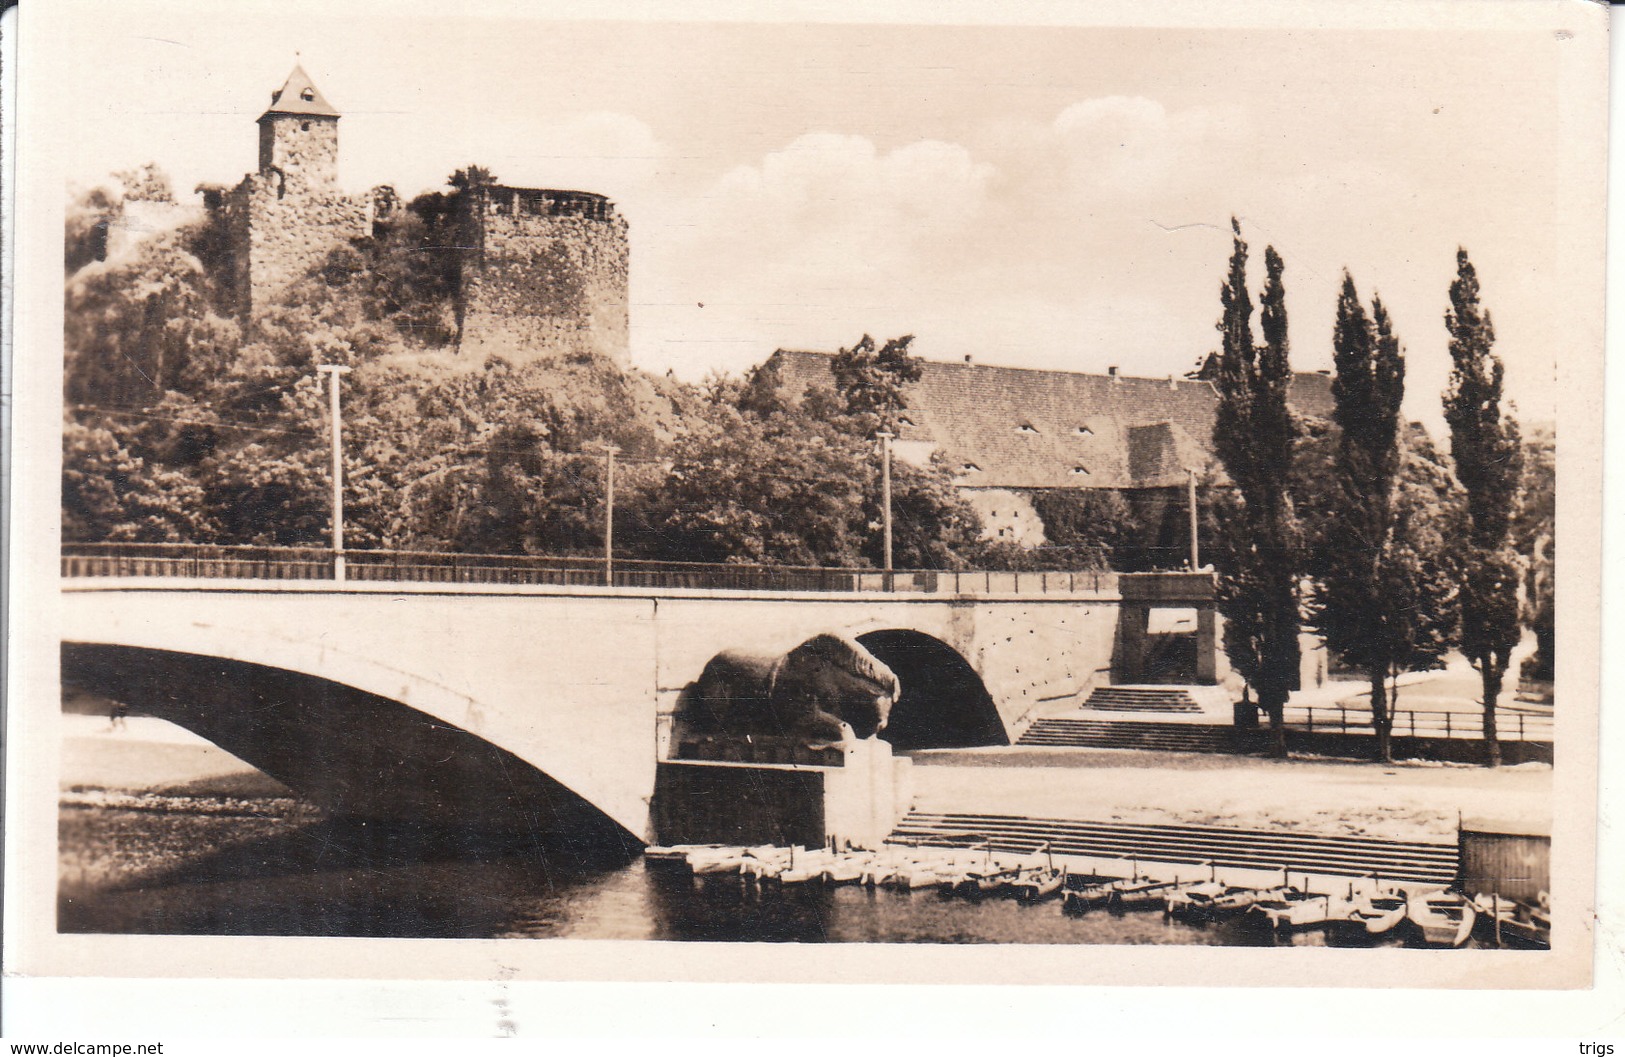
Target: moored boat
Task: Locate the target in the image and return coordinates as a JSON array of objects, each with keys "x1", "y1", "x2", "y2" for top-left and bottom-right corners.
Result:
[
  {"x1": 1247, "y1": 890, "x2": 1345, "y2": 931},
  {"x1": 1408, "y1": 890, "x2": 1477, "y2": 948},
  {"x1": 1168, "y1": 883, "x2": 1277, "y2": 922},
  {"x1": 1200, "y1": 885, "x2": 1292, "y2": 920},
  {"x1": 822, "y1": 852, "x2": 872, "y2": 886},
  {"x1": 1062, "y1": 874, "x2": 1142, "y2": 913},
  {"x1": 1469, "y1": 892, "x2": 1550, "y2": 949},
  {"x1": 644, "y1": 844, "x2": 726, "y2": 869},
  {"x1": 1164, "y1": 881, "x2": 1244, "y2": 919},
  {"x1": 778, "y1": 848, "x2": 834, "y2": 885},
  {"x1": 1109, "y1": 878, "x2": 1180, "y2": 911},
  {"x1": 1334, "y1": 891, "x2": 1410, "y2": 940},
  {"x1": 1012, "y1": 867, "x2": 1066, "y2": 903}
]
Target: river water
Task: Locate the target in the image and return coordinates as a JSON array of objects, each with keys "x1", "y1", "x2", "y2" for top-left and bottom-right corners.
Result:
[{"x1": 59, "y1": 795, "x2": 1397, "y2": 946}]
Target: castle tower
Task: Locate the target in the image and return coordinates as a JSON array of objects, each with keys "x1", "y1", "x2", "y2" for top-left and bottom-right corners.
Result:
[
  {"x1": 221, "y1": 64, "x2": 368, "y2": 323},
  {"x1": 256, "y1": 65, "x2": 341, "y2": 194},
  {"x1": 456, "y1": 185, "x2": 631, "y2": 368}
]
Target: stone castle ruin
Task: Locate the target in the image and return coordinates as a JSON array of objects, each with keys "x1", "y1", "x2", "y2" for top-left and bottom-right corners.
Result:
[
  {"x1": 455, "y1": 185, "x2": 630, "y2": 366},
  {"x1": 206, "y1": 65, "x2": 630, "y2": 367}
]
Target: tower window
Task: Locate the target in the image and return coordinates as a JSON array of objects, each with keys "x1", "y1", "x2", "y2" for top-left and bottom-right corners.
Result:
[{"x1": 301, "y1": 121, "x2": 311, "y2": 131}]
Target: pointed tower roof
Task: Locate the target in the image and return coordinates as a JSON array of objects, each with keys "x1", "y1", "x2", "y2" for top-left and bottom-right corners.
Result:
[{"x1": 259, "y1": 64, "x2": 340, "y2": 120}]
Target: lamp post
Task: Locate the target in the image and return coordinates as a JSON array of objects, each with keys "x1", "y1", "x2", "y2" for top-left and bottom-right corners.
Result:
[
  {"x1": 599, "y1": 442, "x2": 620, "y2": 586},
  {"x1": 876, "y1": 430, "x2": 895, "y2": 591},
  {"x1": 1187, "y1": 467, "x2": 1200, "y2": 571},
  {"x1": 316, "y1": 365, "x2": 352, "y2": 581}
]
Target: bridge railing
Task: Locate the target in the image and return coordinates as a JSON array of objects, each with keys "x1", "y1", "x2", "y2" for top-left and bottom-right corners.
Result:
[
  {"x1": 61, "y1": 542, "x2": 1119, "y2": 596},
  {"x1": 1280, "y1": 703, "x2": 1553, "y2": 742}
]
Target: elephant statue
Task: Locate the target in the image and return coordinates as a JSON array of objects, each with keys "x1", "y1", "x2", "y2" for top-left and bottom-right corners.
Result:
[{"x1": 682, "y1": 632, "x2": 901, "y2": 750}]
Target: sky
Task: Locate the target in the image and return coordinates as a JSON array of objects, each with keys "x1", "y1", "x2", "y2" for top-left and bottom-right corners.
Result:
[{"x1": 48, "y1": 1, "x2": 1600, "y2": 431}]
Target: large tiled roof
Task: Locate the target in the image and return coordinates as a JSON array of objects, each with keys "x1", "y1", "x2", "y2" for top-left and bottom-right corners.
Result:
[{"x1": 765, "y1": 349, "x2": 1335, "y2": 491}]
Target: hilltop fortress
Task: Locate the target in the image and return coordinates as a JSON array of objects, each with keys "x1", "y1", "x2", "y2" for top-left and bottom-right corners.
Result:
[{"x1": 205, "y1": 65, "x2": 630, "y2": 367}]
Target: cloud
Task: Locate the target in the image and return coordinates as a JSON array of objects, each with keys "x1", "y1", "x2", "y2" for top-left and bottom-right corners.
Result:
[
  {"x1": 711, "y1": 133, "x2": 993, "y2": 254},
  {"x1": 1050, "y1": 95, "x2": 1231, "y2": 196}
]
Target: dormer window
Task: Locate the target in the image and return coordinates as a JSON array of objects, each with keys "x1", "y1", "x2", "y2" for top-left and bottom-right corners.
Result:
[
  {"x1": 1071, "y1": 466, "x2": 1091, "y2": 476},
  {"x1": 300, "y1": 87, "x2": 316, "y2": 101},
  {"x1": 897, "y1": 415, "x2": 916, "y2": 428},
  {"x1": 1076, "y1": 425, "x2": 1093, "y2": 436},
  {"x1": 960, "y1": 462, "x2": 981, "y2": 473},
  {"x1": 1016, "y1": 423, "x2": 1040, "y2": 435}
]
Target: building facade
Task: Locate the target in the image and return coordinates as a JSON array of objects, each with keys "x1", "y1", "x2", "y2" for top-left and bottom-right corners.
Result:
[{"x1": 761, "y1": 348, "x2": 1337, "y2": 556}]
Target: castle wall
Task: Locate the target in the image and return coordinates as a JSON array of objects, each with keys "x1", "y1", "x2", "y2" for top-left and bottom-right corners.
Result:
[
  {"x1": 232, "y1": 172, "x2": 367, "y2": 320},
  {"x1": 458, "y1": 188, "x2": 630, "y2": 366}
]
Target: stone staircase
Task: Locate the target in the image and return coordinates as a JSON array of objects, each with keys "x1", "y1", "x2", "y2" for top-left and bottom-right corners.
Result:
[
  {"x1": 1080, "y1": 686, "x2": 1203, "y2": 713},
  {"x1": 891, "y1": 811, "x2": 1458, "y2": 884},
  {"x1": 1016, "y1": 717, "x2": 1237, "y2": 753}
]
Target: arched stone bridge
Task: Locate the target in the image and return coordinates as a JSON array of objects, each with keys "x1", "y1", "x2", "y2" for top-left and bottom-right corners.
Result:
[{"x1": 60, "y1": 571, "x2": 1216, "y2": 847}]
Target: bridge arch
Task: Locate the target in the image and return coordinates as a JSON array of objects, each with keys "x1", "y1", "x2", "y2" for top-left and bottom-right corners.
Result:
[
  {"x1": 855, "y1": 630, "x2": 1008, "y2": 750},
  {"x1": 60, "y1": 643, "x2": 642, "y2": 856}
]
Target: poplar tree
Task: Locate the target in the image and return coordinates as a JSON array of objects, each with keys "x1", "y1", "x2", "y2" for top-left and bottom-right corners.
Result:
[
  {"x1": 1442, "y1": 250, "x2": 1524, "y2": 767},
  {"x1": 1210, "y1": 220, "x2": 1302, "y2": 757},
  {"x1": 1312, "y1": 276, "x2": 1454, "y2": 762}
]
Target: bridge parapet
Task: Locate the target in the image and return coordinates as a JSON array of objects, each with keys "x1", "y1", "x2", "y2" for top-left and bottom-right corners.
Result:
[{"x1": 61, "y1": 543, "x2": 1118, "y2": 598}]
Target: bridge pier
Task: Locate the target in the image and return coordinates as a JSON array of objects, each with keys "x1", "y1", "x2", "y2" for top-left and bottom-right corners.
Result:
[
  {"x1": 651, "y1": 740, "x2": 911, "y2": 850},
  {"x1": 1111, "y1": 572, "x2": 1219, "y2": 686}
]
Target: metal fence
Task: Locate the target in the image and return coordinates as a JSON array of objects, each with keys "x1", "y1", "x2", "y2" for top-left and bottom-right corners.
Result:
[
  {"x1": 61, "y1": 542, "x2": 1118, "y2": 597},
  {"x1": 1282, "y1": 704, "x2": 1552, "y2": 743}
]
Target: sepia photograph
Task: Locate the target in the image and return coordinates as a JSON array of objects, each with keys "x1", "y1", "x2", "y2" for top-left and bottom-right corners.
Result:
[{"x1": 4, "y1": 0, "x2": 1614, "y2": 1030}]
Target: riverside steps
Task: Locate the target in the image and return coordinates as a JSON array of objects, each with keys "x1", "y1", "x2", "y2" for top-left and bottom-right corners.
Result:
[{"x1": 890, "y1": 811, "x2": 1459, "y2": 889}]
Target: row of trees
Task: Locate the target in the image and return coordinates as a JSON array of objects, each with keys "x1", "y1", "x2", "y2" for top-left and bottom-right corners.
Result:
[{"x1": 1209, "y1": 220, "x2": 1534, "y2": 764}]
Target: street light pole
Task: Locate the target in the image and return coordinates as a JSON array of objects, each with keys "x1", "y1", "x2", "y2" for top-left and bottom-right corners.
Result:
[
  {"x1": 600, "y1": 443, "x2": 620, "y2": 587},
  {"x1": 1187, "y1": 467, "x2": 1200, "y2": 571},
  {"x1": 877, "y1": 430, "x2": 895, "y2": 590},
  {"x1": 317, "y1": 365, "x2": 353, "y2": 582}
]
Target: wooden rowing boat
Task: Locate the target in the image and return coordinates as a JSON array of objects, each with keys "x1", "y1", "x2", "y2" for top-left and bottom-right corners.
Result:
[
  {"x1": 1109, "y1": 878, "x2": 1180, "y2": 911},
  {"x1": 1408, "y1": 890, "x2": 1477, "y2": 948},
  {"x1": 1247, "y1": 890, "x2": 1346, "y2": 931},
  {"x1": 1012, "y1": 867, "x2": 1065, "y2": 903}
]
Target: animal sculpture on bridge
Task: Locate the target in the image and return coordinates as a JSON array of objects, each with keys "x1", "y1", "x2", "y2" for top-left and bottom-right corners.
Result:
[{"x1": 682, "y1": 632, "x2": 901, "y2": 750}]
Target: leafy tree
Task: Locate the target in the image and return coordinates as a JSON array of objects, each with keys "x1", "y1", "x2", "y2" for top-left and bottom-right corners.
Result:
[
  {"x1": 65, "y1": 183, "x2": 119, "y2": 276},
  {"x1": 1316, "y1": 277, "x2": 1403, "y2": 756},
  {"x1": 1030, "y1": 489, "x2": 1146, "y2": 570},
  {"x1": 1209, "y1": 220, "x2": 1302, "y2": 756},
  {"x1": 830, "y1": 333, "x2": 923, "y2": 428},
  {"x1": 449, "y1": 166, "x2": 499, "y2": 192},
  {"x1": 62, "y1": 420, "x2": 215, "y2": 542},
  {"x1": 64, "y1": 220, "x2": 240, "y2": 407},
  {"x1": 644, "y1": 403, "x2": 869, "y2": 566},
  {"x1": 1442, "y1": 249, "x2": 1524, "y2": 766},
  {"x1": 1309, "y1": 276, "x2": 1455, "y2": 761},
  {"x1": 861, "y1": 455, "x2": 985, "y2": 570},
  {"x1": 1514, "y1": 426, "x2": 1555, "y2": 683}
]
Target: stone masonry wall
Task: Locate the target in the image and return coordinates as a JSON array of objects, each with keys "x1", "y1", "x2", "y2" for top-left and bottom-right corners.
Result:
[
  {"x1": 233, "y1": 173, "x2": 368, "y2": 320},
  {"x1": 259, "y1": 116, "x2": 339, "y2": 195},
  {"x1": 458, "y1": 189, "x2": 630, "y2": 366}
]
